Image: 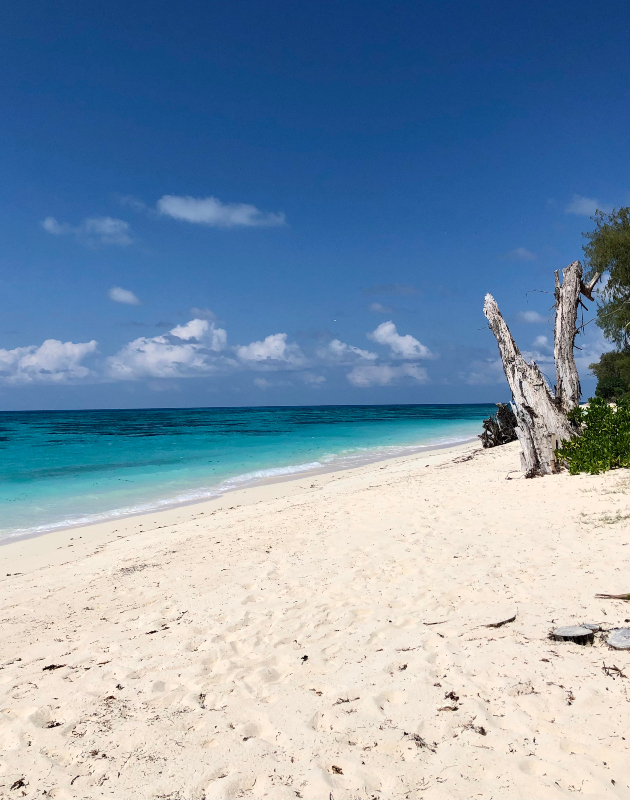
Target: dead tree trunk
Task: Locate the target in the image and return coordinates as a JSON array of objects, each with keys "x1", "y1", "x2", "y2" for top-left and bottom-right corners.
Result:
[
  {"x1": 554, "y1": 261, "x2": 600, "y2": 414},
  {"x1": 483, "y1": 294, "x2": 574, "y2": 476},
  {"x1": 484, "y1": 261, "x2": 600, "y2": 477}
]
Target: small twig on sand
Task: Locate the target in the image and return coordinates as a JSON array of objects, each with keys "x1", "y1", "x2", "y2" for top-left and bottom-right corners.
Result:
[
  {"x1": 603, "y1": 663, "x2": 628, "y2": 679},
  {"x1": 596, "y1": 593, "x2": 630, "y2": 601}
]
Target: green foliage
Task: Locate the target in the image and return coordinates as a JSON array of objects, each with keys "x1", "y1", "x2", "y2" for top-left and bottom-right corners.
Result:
[
  {"x1": 596, "y1": 375, "x2": 628, "y2": 400},
  {"x1": 583, "y1": 207, "x2": 630, "y2": 348},
  {"x1": 557, "y1": 397, "x2": 630, "y2": 475},
  {"x1": 589, "y1": 350, "x2": 630, "y2": 400}
]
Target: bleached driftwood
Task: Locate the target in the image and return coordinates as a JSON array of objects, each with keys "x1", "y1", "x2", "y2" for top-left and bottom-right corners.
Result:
[
  {"x1": 484, "y1": 260, "x2": 600, "y2": 477},
  {"x1": 554, "y1": 261, "x2": 601, "y2": 414},
  {"x1": 483, "y1": 294, "x2": 574, "y2": 476}
]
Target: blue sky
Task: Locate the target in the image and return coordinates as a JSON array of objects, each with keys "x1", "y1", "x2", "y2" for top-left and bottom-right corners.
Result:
[{"x1": 1, "y1": 0, "x2": 628, "y2": 410}]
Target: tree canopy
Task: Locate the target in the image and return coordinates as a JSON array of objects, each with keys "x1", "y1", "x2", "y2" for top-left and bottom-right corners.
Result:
[
  {"x1": 583, "y1": 207, "x2": 630, "y2": 349},
  {"x1": 589, "y1": 350, "x2": 630, "y2": 400}
]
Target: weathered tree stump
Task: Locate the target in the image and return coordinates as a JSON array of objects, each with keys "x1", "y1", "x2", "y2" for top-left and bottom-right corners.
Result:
[
  {"x1": 552, "y1": 625, "x2": 595, "y2": 645},
  {"x1": 608, "y1": 629, "x2": 630, "y2": 650}
]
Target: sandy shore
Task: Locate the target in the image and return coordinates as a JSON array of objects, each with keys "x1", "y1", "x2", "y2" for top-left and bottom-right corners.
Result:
[{"x1": 2, "y1": 440, "x2": 630, "y2": 799}]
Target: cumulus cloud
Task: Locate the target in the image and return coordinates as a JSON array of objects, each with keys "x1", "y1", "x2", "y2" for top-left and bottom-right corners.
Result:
[
  {"x1": 106, "y1": 335, "x2": 212, "y2": 380},
  {"x1": 108, "y1": 286, "x2": 140, "y2": 305},
  {"x1": 235, "y1": 333, "x2": 303, "y2": 364},
  {"x1": 170, "y1": 319, "x2": 209, "y2": 341},
  {"x1": 506, "y1": 247, "x2": 536, "y2": 261},
  {"x1": 317, "y1": 339, "x2": 377, "y2": 363},
  {"x1": 0, "y1": 339, "x2": 97, "y2": 384},
  {"x1": 157, "y1": 195, "x2": 286, "y2": 228},
  {"x1": 368, "y1": 302, "x2": 393, "y2": 313},
  {"x1": 517, "y1": 310, "x2": 546, "y2": 323},
  {"x1": 170, "y1": 319, "x2": 227, "y2": 351},
  {"x1": 565, "y1": 195, "x2": 613, "y2": 217},
  {"x1": 347, "y1": 363, "x2": 428, "y2": 387},
  {"x1": 367, "y1": 321, "x2": 432, "y2": 359},
  {"x1": 42, "y1": 216, "x2": 132, "y2": 246},
  {"x1": 106, "y1": 318, "x2": 228, "y2": 380}
]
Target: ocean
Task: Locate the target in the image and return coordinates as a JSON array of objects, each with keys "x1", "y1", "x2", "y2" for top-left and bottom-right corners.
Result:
[{"x1": 0, "y1": 404, "x2": 494, "y2": 542}]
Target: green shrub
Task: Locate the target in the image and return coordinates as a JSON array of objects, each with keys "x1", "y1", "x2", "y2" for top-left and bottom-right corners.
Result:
[{"x1": 557, "y1": 397, "x2": 630, "y2": 475}]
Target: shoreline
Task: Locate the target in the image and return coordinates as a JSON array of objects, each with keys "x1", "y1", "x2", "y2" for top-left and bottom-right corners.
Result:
[
  {"x1": 0, "y1": 433, "x2": 479, "y2": 549},
  {"x1": 0, "y1": 437, "x2": 478, "y2": 576},
  {"x1": 2, "y1": 438, "x2": 630, "y2": 798}
]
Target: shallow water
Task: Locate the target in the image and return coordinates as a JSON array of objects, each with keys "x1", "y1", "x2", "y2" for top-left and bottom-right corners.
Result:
[{"x1": 0, "y1": 404, "x2": 494, "y2": 541}]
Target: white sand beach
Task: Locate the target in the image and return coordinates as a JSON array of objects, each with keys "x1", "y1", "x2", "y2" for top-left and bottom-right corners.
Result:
[{"x1": 2, "y1": 440, "x2": 630, "y2": 799}]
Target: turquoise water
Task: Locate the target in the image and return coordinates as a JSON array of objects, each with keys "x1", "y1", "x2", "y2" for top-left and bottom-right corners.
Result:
[{"x1": 0, "y1": 404, "x2": 493, "y2": 542}]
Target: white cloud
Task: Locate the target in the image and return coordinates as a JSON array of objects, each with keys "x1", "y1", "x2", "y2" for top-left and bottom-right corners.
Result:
[
  {"x1": 368, "y1": 302, "x2": 393, "y2": 313},
  {"x1": 170, "y1": 319, "x2": 227, "y2": 351},
  {"x1": 517, "y1": 310, "x2": 546, "y2": 324},
  {"x1": 347, "y1": 363, "x2": 428, "y2": 387},
  {"x1": 157, "y1": 195, "x2": 286, "y2": 228},
  {"x1": 0, "y1": 339, "x2": 97, "y2": 384},
  {"x1": 83, "y1": 217, "x2": 132, "y2": 245},
  {"x1": 463, "y1": 358, "x2": 506, "y2": 386},
  {"x1": 42, "y1": 216, "x2": 132, "y2": 246},
  {"x1": 42, "y1": 217, "x2": 73, "y2": 235},
  {"x1": 367, "y1": 321, "x2": 432, "y2": 359},
  {"x1": 106, "y1": 318, "x2": 228, "y2": 380},
  {"x1": 106, "y1": 335, "x2": 212, "y2": 380},
  {"x1": 301, "y1": 372, "x2": 325, "y2": 385},
  {"x1": 108, "y1": 286, "x2": 140, "y2": 305},
  {"x1": 573, "y1": 331, "x2": 612, "y2": 377},
  {"x1": 235, "y1": 333, "x2": 303, "y2": 364},
  {"x1": 170, "y1": 318, "x2": 209, "y2": 341},
  {"x1": 208, "y1": 326, "x2": 228, "y2": 352},
  {"x1": 565, "y1": 195, "x2": 613, "y2": 217},
  {"x1": 317, "y1": 339, "x2": 377, "y2": 363},
  {"x1": 464, "y1": 332, "x2": 609, "y2": 387},
  {"x1": 506, "y1": 247, "x2": 536, "y2": 261},
  {"x1": 522, "y1": 333, "x2": 555, "y2": 367}
]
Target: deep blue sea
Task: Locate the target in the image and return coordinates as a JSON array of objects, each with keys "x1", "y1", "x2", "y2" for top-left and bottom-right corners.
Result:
[{"x1": 0, "y1": 404, "x2": 494, "y2": 542}]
